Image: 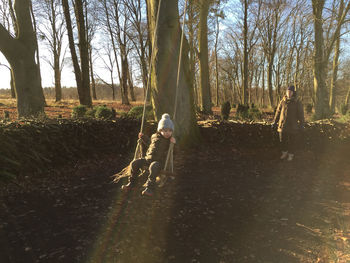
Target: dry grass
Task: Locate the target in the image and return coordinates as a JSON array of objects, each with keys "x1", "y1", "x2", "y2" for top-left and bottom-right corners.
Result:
[
  {"x1": 0, "y1": 97, "x2": 144, "y2": 119},
  {"x1": 0, "y1": 96, "x2": 316, "y2": 122}
]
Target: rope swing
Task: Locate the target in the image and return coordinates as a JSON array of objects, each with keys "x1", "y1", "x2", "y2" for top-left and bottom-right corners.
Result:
[
  {"x1": 160, "y1": 0, "x2": 189, "y2": 182},
  {"x1": 114, "y1": 0, "x2": 188, "y2": 185},
  {"x1": 133, "y1": 0, "x2": 163, "y2": 161}
]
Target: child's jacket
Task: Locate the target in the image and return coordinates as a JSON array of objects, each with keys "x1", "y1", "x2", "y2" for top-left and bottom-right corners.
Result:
[
  {"x1": 273, "y1": 95, "x2": 304, "y2": 133},
  {"x1": 140, "y1": 132, "x2": 171, "y2": 166}
]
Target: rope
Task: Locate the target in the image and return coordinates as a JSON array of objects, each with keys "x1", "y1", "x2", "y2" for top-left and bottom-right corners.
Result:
[
  {"x1": 163, "y1": 0, "x2": 189, "y2": 172},
  {"x1": 133, "y1": 0, "x2": 189, "y2": 180},
  {"x1": 133, "y1": 0, "x2": 163, "y2": 160}
]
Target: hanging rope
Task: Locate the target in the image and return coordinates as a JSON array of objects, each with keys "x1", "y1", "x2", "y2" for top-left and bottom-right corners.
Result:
[
  {"x1": 133, "y1": 0, "x2": 163, "y2": 160},
  {"x1": 161, "y1": 0, "x2": 189, "y2": 182},
  {"x1": 114, "y1": 0, "x2": 188, "y2": 185},
  {"x1": 113, "y1": 0, "x2": 163, "y2": 183}
]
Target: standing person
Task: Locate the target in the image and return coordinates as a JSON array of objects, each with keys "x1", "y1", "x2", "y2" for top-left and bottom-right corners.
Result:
[
  {"x1": 272, "y1": 85, "x2": 305, "y2": 161},
  {"x1": 121, "y1": 113, "x2": 176, "y2": 196}
]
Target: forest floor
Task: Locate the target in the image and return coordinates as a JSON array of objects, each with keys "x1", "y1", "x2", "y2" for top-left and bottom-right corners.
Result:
[
  {"x1": 1, "y1": 119, "x2": 350, "y2": 263},
  {"x1": 0, "y1": 98, "x2": 143, "y2": 119}
]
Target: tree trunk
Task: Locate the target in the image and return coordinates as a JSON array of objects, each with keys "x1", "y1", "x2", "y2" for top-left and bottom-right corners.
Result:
[
  {"x1": 329, "y1": 35, "x2": 340, "y2": 113},
  {"x1": 120, "y1": 44, "x2": 130, "y2": 105},
  {"x1": 10, "y1": 69, "x2": 15, "y2": 99},
  {"x1": 74, "y1": 0, "x2": 92, "y2": 106},
  {"x1": 214, "y1": 15, "x2": 219, "y2": 106},
  {"x1": 8, "y1": 0, "x2": 17, "y2": 100},
  {"x1": 62, "y1": 0, "x2": 82, "y2": 97},
  {"x1": 102, "y1": 0, "x2": 121, "y2": 102},
  {"x1": 111, "y1": 71, "x2": 115, "y2": 101},
  {"x1": 242, "y1": 0, "x2": 249, "y2": 105},
  {"x1": 54, "y1": 52, "x2": 62, "y2": 102},
  {"x1": 50, "y1": 1, "x2": 62, "y2": 102},
  {"x1": 89, "y1": 44, "x2": 97, "y2": 100},
  {"x1": 30, "y1": 1, "x2": 44, "y2": 99},
  {"x1": 294, "y1": 46, "x2": 301, "y2": 89},
  {"x1": 198, "y1": 0, "x2": 212, "y2": 114},
  {"x1": 147, "y1": 0, "x2": 199, "y2": 145},
  {"x1": 139, "y1": 43, "x2": 148, "y2": 99},
  {"x1": 0, "y1": 0, "x2": 45, "y2": 117},
  {"x1": 345, "y1": 86, "x2": 350, "y2": 106},
  {"x1": 267, "y1": 55, "x2": 274, "y2": 107},
  {"x1": 127, "y1": 60, "x2": 136, "y2": 101},
  {"x1": 261, "y1": 58, "x2": 265, "y2": 106},
  {"x1": 188, "y1": 0, "x2": 197, "y2": 108},
  {"x1": 312, "y1": 0, "x2": 329, "y2": 119}
]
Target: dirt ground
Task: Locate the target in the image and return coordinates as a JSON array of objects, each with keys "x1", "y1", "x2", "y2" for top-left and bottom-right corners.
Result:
[{"x1": 1, "y1": 121, "x2": 350, "y2": 263}]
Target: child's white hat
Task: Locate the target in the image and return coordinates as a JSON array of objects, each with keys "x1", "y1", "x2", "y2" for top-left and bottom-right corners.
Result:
[{"x1": 157, "y1": 113, "x2": 174, "y2": 131}]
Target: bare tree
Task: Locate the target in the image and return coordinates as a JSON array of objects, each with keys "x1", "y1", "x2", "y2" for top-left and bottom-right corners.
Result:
[
  {"x1": 0, "y1": 0, "x2": 46, "y2": 117},
  {"x1": 36, "y1": 0, "x2": 66, "y2": 102},
  {"x1": 85, "y1": 0, "x2": 99, "y2": 100},
  {"x1": 311, "y1": 0, "x2": 350, "y2": 119},
  {"x1": 124, "y1": 0, "x2": 149, "y2": 96},
  {"x1": 0, "y1": 0, "x2": 16, "y2": 98},
  {"x1": 62, "y1": 0, "x2": 92, "y2": 107},
  {"x1": 98, "y1": 42, "x2": 117, "y2": 100},
  {"x1": 257, "y1": 0, "x2": 288, "y2": 108}
]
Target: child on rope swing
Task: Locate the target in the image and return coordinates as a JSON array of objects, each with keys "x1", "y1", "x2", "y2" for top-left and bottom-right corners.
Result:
[
  {"x1": 272, "y1": 85, "x2": 305, "y2": 161},
  {"x1": 121, "y1": 113, "x2": 176, "y2": 196}
]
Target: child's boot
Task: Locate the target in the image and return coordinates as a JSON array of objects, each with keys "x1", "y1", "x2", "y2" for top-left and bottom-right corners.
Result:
[
  {"x1": 141, "y1": 187, "x2": 153, "y2": 196},
  {"x1": 121, "y1": 177, "x2": 137, "y2": 191},
  {"x1": 280, "y1": 151, "x2": 288, "y2": 160},
  {"x1": 142, "y1": 179, "x2": 155, "y2": 196},
  {"x1": 287, "y1": 153, "x2": 294, "y2": 161}
]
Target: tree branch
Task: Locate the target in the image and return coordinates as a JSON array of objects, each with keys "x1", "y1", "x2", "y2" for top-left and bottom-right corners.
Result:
[{"x1": 0, "y1": 23, "x2": 17, "y2": 59}]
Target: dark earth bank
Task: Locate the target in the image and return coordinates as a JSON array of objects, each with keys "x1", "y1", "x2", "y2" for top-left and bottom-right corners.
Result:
[{"x1": 1, "y1": 120, "x2": 350, "y2": 263}]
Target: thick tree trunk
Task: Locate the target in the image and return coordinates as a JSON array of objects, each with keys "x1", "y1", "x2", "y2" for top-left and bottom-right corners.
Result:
[
  {"x1": 0, "y1": 0, "x2": 45, "y2": 117},
  {"x1": 312, "y1": 0, "x2": 329, "y2": 119},
  {"x1": 12, "y1": 55, "x2": 45, "y2": 116},
  {"x1": 198, "y1": 0, "x2": 212, "y2": 114},
  {"x1": 147, "y1": 0, "x2": 199, "y2": 145}
]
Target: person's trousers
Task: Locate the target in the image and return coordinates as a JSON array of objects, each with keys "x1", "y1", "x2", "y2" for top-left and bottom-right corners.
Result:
[
  {"x1": 130, "y1": 158, "x2": 162, "y2": 189},
  {"x1": 279, "y1": 131, "x2": 298, "y2": 154}
]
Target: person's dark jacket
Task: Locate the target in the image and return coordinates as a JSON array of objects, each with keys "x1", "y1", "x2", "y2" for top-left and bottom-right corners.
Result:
[
  {"x1": 273, "y1": 95, "x2": 304, "y2": 133},
  {"x1": 140, "y1": 132, "x2": 170, "y2": 165}
]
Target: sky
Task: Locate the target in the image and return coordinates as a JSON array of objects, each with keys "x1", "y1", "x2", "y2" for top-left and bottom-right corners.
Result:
[
  {"x1": 0, "y1": 52, "x2": 78, "y2": 90},
  {"x1": 0, "y1": 48, "x2": 112, "y2": 90}
]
